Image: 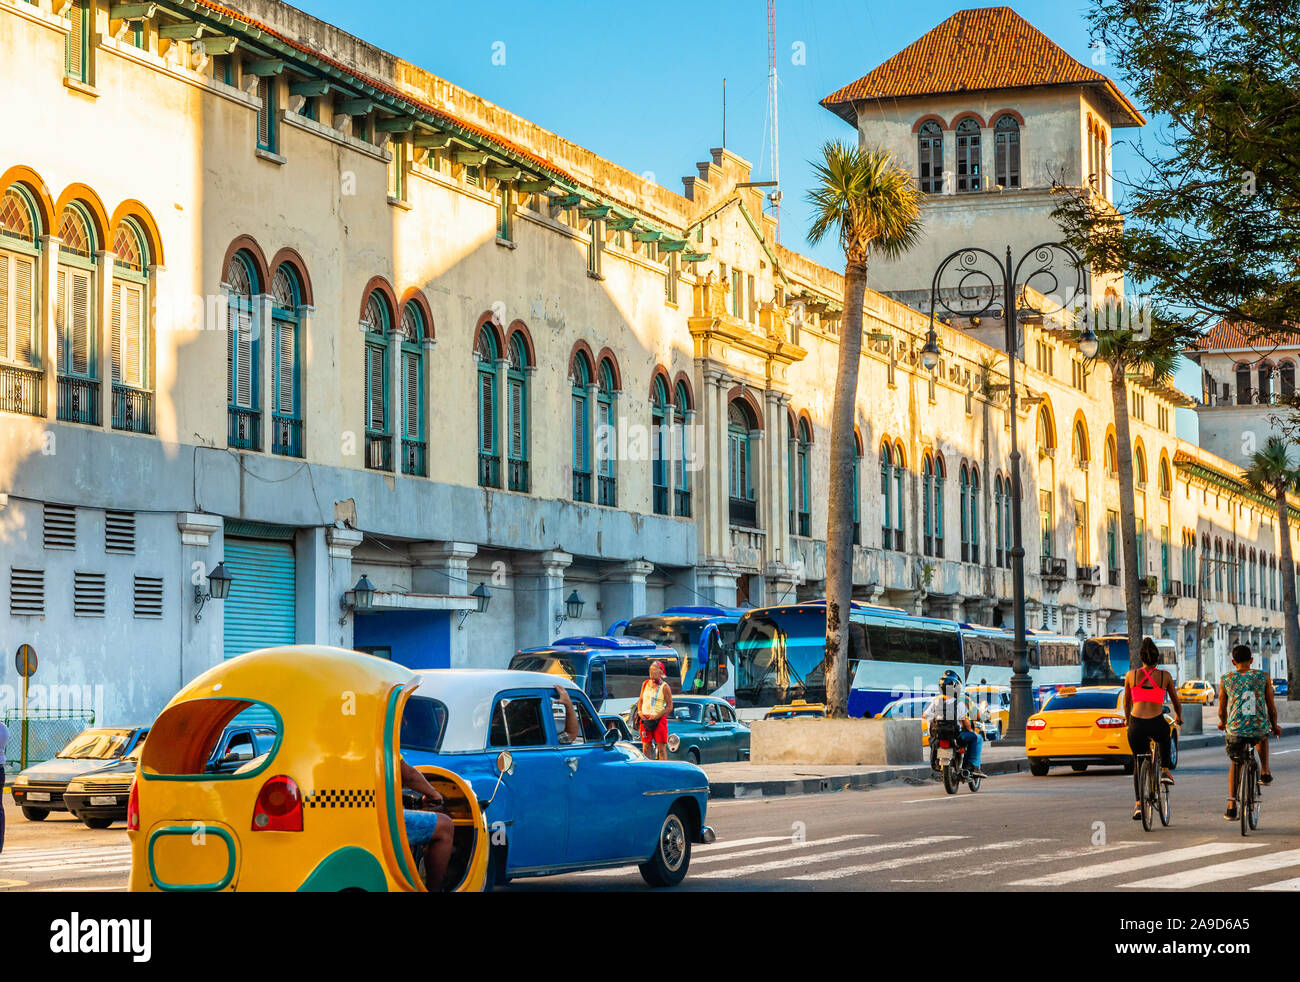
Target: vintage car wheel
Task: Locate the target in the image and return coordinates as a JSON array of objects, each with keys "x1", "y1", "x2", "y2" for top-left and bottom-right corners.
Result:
[
  {"x1": 686, "y1": 749, "x2": 701, "y2": 766},
  {"x1": 83, "y1": 817, "x2": 114, "y2": 829},
  {"x1": 639, "y1": 803, "x2": 692, "y2": 888},
  {"x1": 1027, "y1": 758, "x2": 1049, "y2": 777},
  {"x1": 21, "y1": 807, "x2": 49, "y2": 821}
]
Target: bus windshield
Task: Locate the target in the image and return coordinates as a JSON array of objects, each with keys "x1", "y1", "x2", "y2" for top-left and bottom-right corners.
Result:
[
  {"x1": 734, "y1": 608, "x2": 828, "y2": 708},
  {"x1": 508, "y1": 653, "x2": 584, "y2": 683},
  {"x1": 624, "y1": 615, "x2": 734, "y2": 696}
]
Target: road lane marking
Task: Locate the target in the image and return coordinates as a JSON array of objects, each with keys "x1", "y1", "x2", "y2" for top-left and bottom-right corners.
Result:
[
  {"x1": 894, "y1": 841, "x2": 1145, "y2": 883},
  {"x1": 696, "y1": 836, "x2": 789, "y2": 852},
  {"x1": 693, "y1": 836, "x2": 965, "y2": 880},
  {"x1": 788, "y1": 838, "x2": 1049, "y2": 882},
  {"x1": 1124, "y1": 848, "x2": 1300, "y2": 889},
  {"x1": 30, "y1": 886, "x2": 127, "y2": 892},
  {"x1": 1251, "y1": 877, "x2": 1300, "y2": 891},
  {"x1": 568, "y1": 834, "x2": 877, "y2": 877},
  {"x1": 1008, "y1": 842, "x2": 1260, "y2": 887},
  {"x1": 1, "y1": 846, "x2": 130, "y2": 862},
  {"x1": 10, "y1": 863, "x2": 133, "y2": 874}
]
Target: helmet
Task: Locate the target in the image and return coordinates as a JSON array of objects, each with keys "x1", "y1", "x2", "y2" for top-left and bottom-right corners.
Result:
[{"x1": 939, "y1": 670, "x2": 961, "y2": 692}]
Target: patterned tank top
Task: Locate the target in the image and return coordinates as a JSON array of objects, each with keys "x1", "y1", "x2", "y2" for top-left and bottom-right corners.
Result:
[{"x1": 1221, "y1": 669, "x2": 1270, "y2": 738}]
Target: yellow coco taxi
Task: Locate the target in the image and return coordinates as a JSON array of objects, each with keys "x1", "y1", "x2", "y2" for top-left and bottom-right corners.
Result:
[
  {"x1": 1177, "y1": 679, "x2": 1216, "y2": 705},
  {"x1": 127, "y1": 645, "x2": 491, "y2": 892},
  {"x1": 1026, "y1": 686, "x2": 1180, "y2": 776}
]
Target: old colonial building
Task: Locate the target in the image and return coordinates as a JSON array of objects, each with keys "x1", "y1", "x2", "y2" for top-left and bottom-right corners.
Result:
[{"x1": 0, "y1": 0, "x2": 1294, "y2": 724}]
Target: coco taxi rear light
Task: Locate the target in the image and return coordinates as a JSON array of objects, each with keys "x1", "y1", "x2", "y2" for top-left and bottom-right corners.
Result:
[
  {"x1": 126, "y1": 778, "x2": 140, "y2": 831},
  {"x1": 252, "y1": 775, "x2": 303, "y2": 832},
  {"x1": 1026, "y1": 717, "x2": 1047, "y2": 730},
  {"x1": 1096, "y1": 716, "x2": 1127, "y2": 729}
]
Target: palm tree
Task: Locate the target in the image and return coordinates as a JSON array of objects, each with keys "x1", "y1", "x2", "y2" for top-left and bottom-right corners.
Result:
[
  {"x1": 1244, "y1": 437, "x2": 1300, "y2": 700},
  {"x1": 806, "y1": 142, "x2": 921, "y2": 717},
  {"x1": 1082, "y1": 307, "x2": 1189, "y2": 676}
]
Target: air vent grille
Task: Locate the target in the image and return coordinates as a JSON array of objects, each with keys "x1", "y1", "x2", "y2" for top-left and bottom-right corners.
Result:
[
  {"x1": 43, "y1": 504, "x2": 76, "y2": 550},
  {"x1": 10, "y1": 568, "x2": 45, "y2": 615},
  {"x1": 105, "y1": 511, "x2": 136, "y2": 555},
  {"x1": 133, "y1": 575, "x2": 163, "y2": 619},
  {"x1": 74, "y1": 571, "x2": 106, "y2": 617}
]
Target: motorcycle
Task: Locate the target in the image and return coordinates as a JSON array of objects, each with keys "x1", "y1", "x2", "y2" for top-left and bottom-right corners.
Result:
[{"x1": 930, "y1": 719, "x2": 982, "y2": 794}]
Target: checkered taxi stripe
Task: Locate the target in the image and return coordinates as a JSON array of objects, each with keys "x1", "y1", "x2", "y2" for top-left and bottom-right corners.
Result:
[{"x1": 303, "y1": 788, "x2": 375, "y2": 808}]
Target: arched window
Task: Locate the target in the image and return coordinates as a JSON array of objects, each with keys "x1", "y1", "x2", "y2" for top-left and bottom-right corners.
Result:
[
  {"x1": 110, "y1": 219, "x2": 153, "y2": 429},
  {"x1": 852, "y1": 430, "x2": 863, "y2": 546},
  {"x1": 786, "y1": 411, "x2": 798, "y2": 535},
  {"x1": 1238, "y1": 545, "x2": 1247, "y2": 603},
  {"x1": 651, "y1": 375, "x2": 671, "y2": 515},
  {"x1": 918, "y1": 121, "x2": 943, "y2": 193},
  {"x1": 477, "y1": 325, "x2": 501, "y2": 488},
  {"x1": 955, "y1": 118, "x2": 981, "y2": 192},
  {"x1": 796, "y1": 418, "x2": 812, "y2": 536},
  {"x1": 0, "y1": 187, "x2": 41, "y2": 390},
  {"x1": 969, "y1": 466, "x2": 980, "y2": 564},
  {"x1": 226, "y1": 251, "x2": 261, "y2": 449},
  {"x1": 994, "y1": 474, "x2": 1005, "y2": 567},
  {"x1": 993, "y1": 115, "x2": 1020, "y2": 188},
  {"x1": 269, "y1": 264, "x2": 304, "y2": 458},
  {"x1": 1258, "y1": 361, "x2": 1274, "y2": 404},
  {"x1": 959, "y1": 463, "x2": 970, "y2": 561},
  {"x1": 55, "y1": 203, "x2": 98, "y2": 425},
  {"x1": 1135, "y1": 446, "x2": 1148, "y2": 487},
  {"x1": 362, "y1": 290, "x2": 393, "y2": 471},
  {"x1": 1072, "y1": 420, "x2": 1089, "y2": 469},
  {"x1": 893, "y1": 443, "x2": 906, "y2": 550},
  {"x1": 1281, "y1": 361, "x2": 1296, "y2": 399},
  {"x1": 1104, "y1": 434, "x2": 1117, "y2": 477},
  {"x1": 932, "y1": 455, "x2": 946, "y2": 556},
  {"x1": 1158, "y1": 458, "x2": 1171, "y2": 499},
  {"x1": 398, "y1": 302, "x2": 427, "y2": 477},
  {"x1": 596, "y1": 359, "x2": 618, "y2": 506},
  {"x1": 881, "y1": 441, "x2": 894, "y2": 549},
  {"x1": 570, "y1": 350, "x2": 593, "y2": 501},
  {"x1": 728, "y1": 399, "x2": 758, "y2": 528},
  {"x1": 1214, "y1": 539, "x2": 1224, "y2": 600},
  {"x1": 674, "y1": 381, "x2": 693, "y2": 517},
  {"x1": 506, "y1": 334, "x2": 530, "y2": 493},
  {"x1": 1036, "y1": 406, "x2": 1055, "y2": 454},
  {"x1": 1236, "y1": 362, "x2": 1252, "y2": 404}
]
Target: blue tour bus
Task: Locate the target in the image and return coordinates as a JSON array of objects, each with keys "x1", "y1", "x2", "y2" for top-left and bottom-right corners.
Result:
[
  {"x1": 960, "y1": 625, "x2": 1083, "y2": 706},
  {"x1": 612, "y1": 605, "x2": 745, "y2": 705},
  {"x1": 508, "y1": 635, "x2": 680, "y2": 715},
  {"x1": 732, "y1": 601, "x2": 964, "y2": 719},
  {"x1": 1081, "y1": 634, "x2": 1178, "y2": 686}
]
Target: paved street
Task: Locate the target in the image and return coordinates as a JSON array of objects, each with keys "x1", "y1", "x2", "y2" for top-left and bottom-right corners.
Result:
[{"x1": 4, "y1": 729, "x2": 1299, "y2": 892}]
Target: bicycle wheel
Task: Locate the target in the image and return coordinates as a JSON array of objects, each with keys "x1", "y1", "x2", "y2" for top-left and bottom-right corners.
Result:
[
  {"x1": 1247, "y1": 757, "x2": 1261, "y2": 831},
  {"x1": 1139, "y1": 757, "x2": 1155, "y2": 831},
  {"x1": 1155, "y1": 747, "x2": 1171, "y2": 827},
  {"x1": 1239, "y1": 756, "x2": 1252, "y2": 837}
]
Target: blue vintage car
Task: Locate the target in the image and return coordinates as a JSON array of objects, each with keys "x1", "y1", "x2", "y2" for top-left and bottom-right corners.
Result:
[
  {"x1": 403, "y1": 669, "x2": 715, "y2": 888},
  {"x1": 654, "y1": 696, "x2": 750, "y2": 764}
]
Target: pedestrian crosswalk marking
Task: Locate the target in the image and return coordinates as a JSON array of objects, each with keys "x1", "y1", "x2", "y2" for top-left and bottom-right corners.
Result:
[
  {"x1": 693, "y1": 836, "x2": 965, "y2": 880},
  {"x1": 696, "y1": 836, "x2": 788, "y2": 852},
  {"x1": 892, "y1": 841, "x2": 1145, "y2": 883},
  {"x1": 1124, "y1": 848, "x2": 1300, "y2": 890},
  {"x1": 788, "y1": 838, "x2": 1050, "y2": 882},
  {"x1": 1250, "y1": 877, "x2": 1300, "y2": 891},
  {"x1": 692, "y1": 834, "x2": 875, "y2": 866},
  {"x1": 1008, "y1": 841, "x2": 1259, "y2": 887},
  {"x1": 1, "y1": 844, "x2": 132, "y2": 877}
]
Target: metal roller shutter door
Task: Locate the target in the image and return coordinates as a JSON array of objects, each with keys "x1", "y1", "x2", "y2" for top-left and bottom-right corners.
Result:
[{"x1": 222, "y1": 537, "x2": 296, "y2": 662}]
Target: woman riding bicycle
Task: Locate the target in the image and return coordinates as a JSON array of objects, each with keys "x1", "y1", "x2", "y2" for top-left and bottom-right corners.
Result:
[{"x1": 1123, "y1": 638, "x2": 1182, "y2": 821}]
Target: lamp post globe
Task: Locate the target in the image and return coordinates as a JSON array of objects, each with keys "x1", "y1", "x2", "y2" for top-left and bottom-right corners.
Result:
[
  {"x1": 353, "y1": 574, "x2": 375, "y2": 609},
  {"x1": 207, "y1": 561, "x2": 233, "y2": 600}
]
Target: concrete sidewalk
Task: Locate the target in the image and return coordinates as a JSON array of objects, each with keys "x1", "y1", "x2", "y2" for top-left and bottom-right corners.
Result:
[{"x1": 702, "y1": 724, "x2": 1300, "y2": 799}]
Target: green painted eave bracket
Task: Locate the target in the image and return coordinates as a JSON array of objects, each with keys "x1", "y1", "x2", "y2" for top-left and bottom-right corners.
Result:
[
  {"x1": 518, "y1": 179, "x2": 552, "y2": 193},
  {"x1": 158, "y1": 21, "x2": 204, "y2": 40},
  {"x1": 111, "y1": 3, "x2": 157, "y2": 20},
  {"x1": 336, "y1": 97, "x2": 374, "y2": 116},
  {"x1": 633, "y1": 230, "x2": 662, "y2": 242},
  {"x1": 659, "y1": 238, "x2": 687, "y2": 252},
  {"x1": 551, "y1": 194, "x2": 581, "y2": 207},
  {"x1": 579, "y1": 205, "x2": 611, "y2": 219},
  {"x1": 290, "y1": 79, "x2": 332, "y2": 97},
  {"x1": 243, "y1": 57, "x2": 284, "y2": 77},
  {"x1": 454, "y1": 150, "x2": 492, "y2": 166},
  {"x1": 197, "y1": 35, "x2": 237, "y2": 55},
  {"x1": 606, "y1": 216, "x2": 637, "y2": 230},
  {"x1": 375, "y1": 116, "x2": 416, "y2": 133},
  {"x1": 487, "y1": 165, "x2": 525, "y2": 182},
  {"x1": 683, "y1": 252, "x2": 710, "y2": 262},
  {"x1": 413, "y1": 130, "x2": 452, "y2": 149}
]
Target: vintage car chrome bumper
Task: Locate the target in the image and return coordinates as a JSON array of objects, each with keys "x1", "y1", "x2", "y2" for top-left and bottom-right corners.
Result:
[{"x1": 700, "y1": 825, "x2": 717, "y2": 844}]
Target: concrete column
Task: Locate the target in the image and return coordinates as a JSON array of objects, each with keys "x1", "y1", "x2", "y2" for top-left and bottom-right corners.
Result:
[
  {"x1": 95, "y1": 249, "x2": 114, "y2": 429},
  {"x1": 944, "y1": 595, "x2": 966, "y2": 622},
  {"x1": 695, "y1": 564, "x2": 739, "y2": 606},
  {"x1": 177, "y1": 512, "x2": 225, "y2": 687},
  {"x1": 664, "y1": 566, "x2": 699, "y2": 609},
  {"x1": 513, "y1": 550, "x2": 572, "y2": 649},
  {"x1": 703, "y1": 368, "x2": 726, "y2": 557},
  {"x1": 764, "y1": 388, "x2": 786, "y2": 557},
  {"x1": 976, "y1": 599, "x2": 996, "y2": 626},
  {"x1": 326, "y1": 525, "x2": 364, "y2": 648},
  {"x1": 410, "y1": 541, "x2": 478, "y2": 596},
  {"x1": 39, "y1": 235, "x2": 60, "y2": 419},
  {"x1": 601, "y1": 559, "x2": 655, "y2": 627},
  {"x1": 293, "y1": 526, "x2": 330, "y2": 645}
]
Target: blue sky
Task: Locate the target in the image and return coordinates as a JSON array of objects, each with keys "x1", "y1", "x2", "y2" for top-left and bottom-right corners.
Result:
[{"x1": 294, "y1": 0, "x2": 1197, "y2": 436}]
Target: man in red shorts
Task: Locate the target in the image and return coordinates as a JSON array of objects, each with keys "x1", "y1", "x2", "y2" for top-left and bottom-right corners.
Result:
[{"x1": 637, "y1": 660, "x2": 674, "y2": 760}]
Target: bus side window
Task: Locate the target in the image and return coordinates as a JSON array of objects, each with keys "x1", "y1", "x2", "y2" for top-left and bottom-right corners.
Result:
[
  {"x1": 848, "y1": 621, "x2": 869, "y2": 668},
  {"x1": 586, "y1": 664, "x2": 606, "y2": 703}
]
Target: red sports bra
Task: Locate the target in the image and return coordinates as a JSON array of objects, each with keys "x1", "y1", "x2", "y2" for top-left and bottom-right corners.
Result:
[{"x1": 1131, "y1": 666, "x2": 1165, "y2": 704}]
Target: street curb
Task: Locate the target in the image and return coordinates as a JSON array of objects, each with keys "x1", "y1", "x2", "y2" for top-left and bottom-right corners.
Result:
[{"x1": 706, "y1": 724, "x2": 1300, "y2": 800}]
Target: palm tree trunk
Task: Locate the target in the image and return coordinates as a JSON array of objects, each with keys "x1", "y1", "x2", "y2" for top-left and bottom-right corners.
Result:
[
  {"x1": 1109, "y1": 366, "x2": 1144, "y2": 669},
  {"x1": 824, "y1": 260, "x2": 867, "y2": 718},
  {"x1": 1275, "y1": 487, "x2": 1300, "y2": 701}
]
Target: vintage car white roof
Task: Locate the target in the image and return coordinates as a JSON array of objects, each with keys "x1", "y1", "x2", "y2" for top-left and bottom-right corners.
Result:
[{"x1": 409, "y1": 669, "x2": 581, "y2": 754}]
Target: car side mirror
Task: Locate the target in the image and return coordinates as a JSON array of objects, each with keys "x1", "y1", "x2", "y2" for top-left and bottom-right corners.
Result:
[
  {"x1": 603, "y1": 727, "x2": 619, "y2": 748},
  {"x1": 495, "y1": 751, "x2": 514, "y2": 776}
]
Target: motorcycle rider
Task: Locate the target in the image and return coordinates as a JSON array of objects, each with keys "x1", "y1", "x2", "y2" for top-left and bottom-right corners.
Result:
[{"x1": 922, "y1": 670, "x2": 987, "y2": 778}]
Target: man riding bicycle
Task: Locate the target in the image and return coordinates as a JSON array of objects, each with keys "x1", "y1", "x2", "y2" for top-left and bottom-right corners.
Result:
[
  {"x1": 1123, "y1": 638, "x2": 1182, "y2": 821},
  {"x1": 1218, "y1": 644, "x2": 1281, "y2": 821},
  {"x1": 922, "y1": 671, "x2": 986, "y2": 778}
]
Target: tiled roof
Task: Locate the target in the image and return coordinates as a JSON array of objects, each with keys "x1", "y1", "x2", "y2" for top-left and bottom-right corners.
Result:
[
  {"x1": 821, "y1": 6, "x2": 1145, "y2": 127},
  {"x1": 1185, "y1": 320, "x2": 1300, "y2": 354},
  {"x1": 180, "y1": 0, "x2": 575, "y2": 184}
]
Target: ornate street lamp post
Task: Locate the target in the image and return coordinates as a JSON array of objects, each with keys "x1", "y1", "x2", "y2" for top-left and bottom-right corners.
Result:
[{"x1": 923, "y1": 242, "x2": 1085, "y2": 741}]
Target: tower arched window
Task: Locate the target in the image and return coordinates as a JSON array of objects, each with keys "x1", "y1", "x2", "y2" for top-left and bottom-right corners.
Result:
[
  {"x1": 994, "y1": 474, "x2": 1005, "y2": 567},
  {"x1": 398, "y1": 302, "x2": 427, "y2": 477},
  {"x1": 1104, "y1": 434, "x2": 1117, "y2": 478},
  {"x1": 0, "y1": 187, "x2": 41, "y2": 389},
  {"x1": 893, "y1": 443, "x2": 906, "y2": 550},
  {"x1": 651, "y1": 375, "x2": 670, "y2": 515},
  {"x1": 269, "y1": 264, "x2": 304, "y2": 458},
  {"x1": 570, "y1": 351, "x2": 593, "y2": 502},
  {"x1": 728, "y1": 400, "x2": 758, "y2": 528},
  {"x1": 1281, "y1": 361, "x2": 1296, "y2": 399},
  {"x1": 969, "y1": 466, "x2": 980, "y2": 565},
  {"x1": 674, "y1": 381, "x2": 693, "y2": 517},
  {"x1": 362, "y1": 291, "x2": 393, "y2": 472},
  {"x1": 506, "y1": 333, "x2": 530, "y2": 493},
  {"x1": 226, "y1": 251, "x2": 261, "y2": 450},
  {"x1": 56, "y1": 204, "x2": 98, "y2": 425},
  {"x1": 109, "y1": 219, "x2": 153, "y2": 433},
  {"x1": 1073, "y1": 420, "x2": 1089, "y2": 469},
  {"x1": 918, "y1": 121, "x2": 943, "y2": 193},
  {"x1": 477, "y1": 325, "x2": 502, "y2": 488},
  {"x1": 596, "y1": 359, "x2": 618, "y2": 507},
  {"x1": 994, "y1": 115, "x2": 1020, "y2": 188},
  {"x1": 959, "y1": 464, "x2": 970, "y2": 561},
  {"x1": 1258, "y1": 361, "x2": 1274, "y2": 404},
  {"x1": 955, "y1": 118, "x2": 981, "y2": 192}
]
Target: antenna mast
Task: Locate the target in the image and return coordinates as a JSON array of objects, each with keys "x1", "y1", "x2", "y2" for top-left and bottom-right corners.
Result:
[{"x1": 766, "y1": 0, "x2": 782, "y2": 241}]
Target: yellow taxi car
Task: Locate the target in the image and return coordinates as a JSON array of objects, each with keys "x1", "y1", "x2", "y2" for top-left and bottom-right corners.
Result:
[
  {"x1": 966, "y1": 685, "x2": 1011, "y2": 739},
  {"x1": 1026, "y1": 685, "x2": 1180, "y2": 776},
  {"x1": 1177, "y1": 679, "x2": 1216, "y2": 705},
  {"x1": 128, "y1": 645, "x2": 491, "y2": 892},
  {"x1": 763, "y1": 700, "x2": 827, "y2": 720}
]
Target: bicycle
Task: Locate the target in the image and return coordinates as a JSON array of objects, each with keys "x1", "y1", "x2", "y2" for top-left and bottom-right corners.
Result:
[
  {"x1": 1135, "y1": 738, "x2": 1171, "y2": 831},
  {"x1": 1234, "y1": 739, "x2": 1263, "y2": 836}
]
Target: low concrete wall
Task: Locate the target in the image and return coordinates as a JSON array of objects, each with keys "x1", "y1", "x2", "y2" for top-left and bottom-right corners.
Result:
[
  {"x1": 1181, "y1": 710, "x2": 1204, "y2": 735},
  {"x1": 1277, "y1": 700, "x2": 1300, "y2": 724},
  {"x1": 750, "y1": 718, "x2": 924, "y2": 765}
]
